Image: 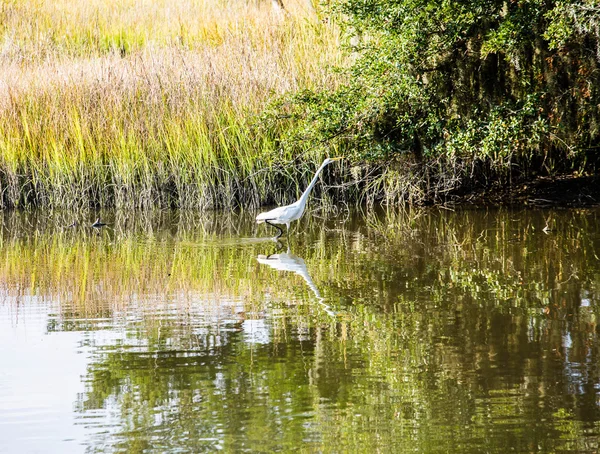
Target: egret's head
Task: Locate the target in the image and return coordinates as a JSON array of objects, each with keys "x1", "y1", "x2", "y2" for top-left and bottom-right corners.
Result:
[{"x1": 324, "y1": 156, "x2": 343, "y2": 165}]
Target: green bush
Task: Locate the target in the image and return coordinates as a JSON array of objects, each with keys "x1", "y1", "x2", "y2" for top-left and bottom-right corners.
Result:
[{"x1": 277, "y1": 0, "x2": 600, "y2": 198}]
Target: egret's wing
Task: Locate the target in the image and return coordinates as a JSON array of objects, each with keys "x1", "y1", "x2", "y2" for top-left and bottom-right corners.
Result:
[{"x1": 256, "y1": 203, "x2": 298, "y2": 223}]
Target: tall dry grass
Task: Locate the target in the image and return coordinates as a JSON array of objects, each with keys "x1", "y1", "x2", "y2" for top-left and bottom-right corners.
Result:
[{"x1": 0, "y1": 0, "x2": 344, "y2": 209}]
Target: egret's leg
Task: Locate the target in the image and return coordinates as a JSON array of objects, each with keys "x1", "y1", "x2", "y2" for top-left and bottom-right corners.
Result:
[
  {"x1": 266, "y1": 240, "x2": 285, "y2": 258},
  {"x1": 265, "y1": 220, "x2": 283, "y2": 239}
]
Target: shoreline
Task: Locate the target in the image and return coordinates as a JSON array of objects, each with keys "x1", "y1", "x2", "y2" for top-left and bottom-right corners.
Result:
[{"x1": 456, "y1": 174, "x2": 600, "y2": 209}]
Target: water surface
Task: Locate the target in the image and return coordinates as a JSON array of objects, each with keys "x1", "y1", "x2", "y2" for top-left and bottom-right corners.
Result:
[{"x1": 1, "y1": 207, "x2": 599, "y2": 453}]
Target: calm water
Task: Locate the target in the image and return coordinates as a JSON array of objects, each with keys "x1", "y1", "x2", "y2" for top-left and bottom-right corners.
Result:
[{"x1": 1, "y1": 207, "x2": 600, "y2": 453}]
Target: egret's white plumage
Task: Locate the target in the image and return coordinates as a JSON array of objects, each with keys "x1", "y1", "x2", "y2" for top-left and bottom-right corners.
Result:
[
  {"x1": 257, "y1": 247, "x2": 336, "y2": 316},
  {"x1": 256, "y1": 157, "x2": 342, "y2": 237}
]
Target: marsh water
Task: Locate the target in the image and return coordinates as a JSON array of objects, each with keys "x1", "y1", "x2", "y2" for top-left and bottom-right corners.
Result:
[{"x1": 1, "y1": 207, "x2": 600, "y2": 453}]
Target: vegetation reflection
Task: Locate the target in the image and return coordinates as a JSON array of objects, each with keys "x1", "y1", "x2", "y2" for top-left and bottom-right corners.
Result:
[{"x1": 1, "y1": 208, "x2": 599, "y2": 452}]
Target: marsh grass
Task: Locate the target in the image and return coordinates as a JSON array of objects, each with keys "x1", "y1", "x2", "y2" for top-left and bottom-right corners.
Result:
[{"x1": 0, "y1": 0, "x2": 344, "y2": 209}]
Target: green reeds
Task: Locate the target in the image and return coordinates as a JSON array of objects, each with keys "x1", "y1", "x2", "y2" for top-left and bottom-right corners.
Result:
[{"x1": 0, "y1": 0, "x2": 343, "y2": 209}]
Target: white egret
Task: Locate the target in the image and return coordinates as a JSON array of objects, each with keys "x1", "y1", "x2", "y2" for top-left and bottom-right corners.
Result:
[
  {"x1": 256, "y1": 157, "x2": 342, "y2": 238},
  {"x1": 257, "y1": 246, "x2": 336, "y2": 317}
]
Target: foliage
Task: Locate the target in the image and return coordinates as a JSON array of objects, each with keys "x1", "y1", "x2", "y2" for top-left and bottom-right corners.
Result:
[{"x1": 278, "y1": 0, "x2": 600, "y2": 201}]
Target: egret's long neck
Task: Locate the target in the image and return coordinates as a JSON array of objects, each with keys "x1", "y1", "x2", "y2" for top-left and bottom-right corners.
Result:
[{"x1": 298, "y1": 161, "x2": 329, "y2": 207}]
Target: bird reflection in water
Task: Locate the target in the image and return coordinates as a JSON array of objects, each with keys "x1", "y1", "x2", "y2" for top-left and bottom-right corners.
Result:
[{"x1": 257, "y1": 244, "x2": 336, "y2": 317}]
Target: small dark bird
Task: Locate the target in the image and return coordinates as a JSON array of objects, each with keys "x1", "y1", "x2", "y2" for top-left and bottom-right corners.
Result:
[
  {"x1": 91, "y1": 218, "x2": 107, "y2": 228},
  {"x1": 65, "y1": 221, "x2": 78, "y2": 228}
]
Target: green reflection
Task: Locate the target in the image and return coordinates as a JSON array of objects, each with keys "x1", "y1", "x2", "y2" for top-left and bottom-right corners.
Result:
[{"x1": 1, "y1": 208, "x2": 600, "y2": 452}]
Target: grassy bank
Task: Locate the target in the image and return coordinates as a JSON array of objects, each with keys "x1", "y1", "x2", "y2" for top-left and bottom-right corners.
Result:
[
  {"x1": 5, "y1": 1, "x2": 597, "y2": 209},
  {"x1": 0, "y1": 0, "x2": 345, "y2": 209}
]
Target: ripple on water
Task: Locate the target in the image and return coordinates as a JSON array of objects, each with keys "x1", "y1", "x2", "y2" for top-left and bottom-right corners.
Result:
[{"x1": 1, "y1": 208, "x2": 600, "y2": 453}]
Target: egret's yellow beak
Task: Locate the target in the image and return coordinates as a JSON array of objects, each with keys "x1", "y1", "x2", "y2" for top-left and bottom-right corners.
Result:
[{"x1": 330, "y1": 157, "x2": 343, "y2": 161}]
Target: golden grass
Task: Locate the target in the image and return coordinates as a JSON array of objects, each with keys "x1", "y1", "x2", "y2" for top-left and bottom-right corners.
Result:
[{"x1": 0, "y1": 0, "x2": 344, "y2": 209}]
